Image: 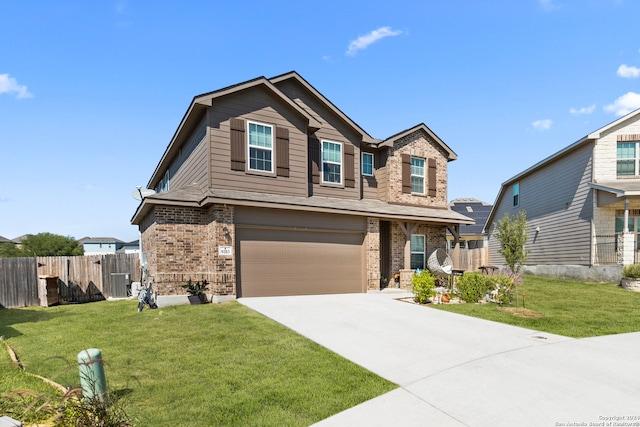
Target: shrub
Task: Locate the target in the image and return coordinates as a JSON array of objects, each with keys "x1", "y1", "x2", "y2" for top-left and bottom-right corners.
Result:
[
  {"x1": 411, "y1": 270, "x2": 436, "y2": 304},
  {"x1": 622, "y1": 264, "x2": 640, "y2": 278},
  {"x1": 488, "y1": 273, "x2": 515, "y2": 305},
  {"x1": 455, "y1": 273, "x2": 492, "y2": 303}
]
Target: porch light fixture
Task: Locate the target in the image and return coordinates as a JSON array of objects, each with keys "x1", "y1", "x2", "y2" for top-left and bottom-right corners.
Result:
[{"x1": 223, "y1": 226, "x2": 230, "y2": 236}]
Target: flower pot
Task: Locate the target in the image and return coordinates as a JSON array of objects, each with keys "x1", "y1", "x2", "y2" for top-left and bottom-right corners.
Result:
[{"x1": 188, "y1": 295, "x2": 202, "y2": 305}]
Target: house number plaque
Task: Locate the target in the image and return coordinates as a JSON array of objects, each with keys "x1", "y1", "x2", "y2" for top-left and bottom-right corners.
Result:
[{"x1": 218, "y1": 246, "x2": 232, "y2": 256}]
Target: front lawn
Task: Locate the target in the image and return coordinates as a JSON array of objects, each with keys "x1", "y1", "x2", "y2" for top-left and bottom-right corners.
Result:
[
  {"x1": 0, "y1": 300, "x2": 396, "y2": 426},
  {"x1": 432, "y1": 275, "x2": 640, "y2": 338}
]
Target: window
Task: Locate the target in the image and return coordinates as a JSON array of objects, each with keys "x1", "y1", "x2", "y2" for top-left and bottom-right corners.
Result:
[
  {"x1": 248, "y1": 121, "x2": 273, "y2": 172},
  {"x1": 617, "y1": 142, "x2": 639, "y2": 176},
  {"x1": 362, "y1": 152, "x2": 374, "y2": 176},
  {"x1": 411, "y1": 157, "x2": 425, "y2": 194},
  {"x1": 322, "y1": 140, "x2": 342, "y2": 184},
  {"x1": 513, "y1": 182, "x2": 519, "y2": 206},
  {"x1": 410, "y1": 234, "x2": 426, "y2": 270}
]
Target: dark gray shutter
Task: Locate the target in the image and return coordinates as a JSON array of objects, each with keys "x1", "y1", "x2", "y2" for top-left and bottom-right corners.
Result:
[
  {"x1": 428, "y1": 158, "x2": 437, "y2": 196},
  {"x1": 344, "y1": 144, "x2": 355, "y2": 188},
  {"x1": 276, "y1": 127, "x2": 289, "y2": 177},
  {"x1": 230, "y1": 118, "x2": 246, "y2": 171},
  {"x1": 401, "y1": 154, "x2": 411, "y2": 194},
  {"x1": 309, "y1": 136, "x2": 320, "y2": 184}
]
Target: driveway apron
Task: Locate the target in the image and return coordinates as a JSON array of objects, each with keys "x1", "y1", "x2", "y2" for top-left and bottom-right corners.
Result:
[{"x1": 239, "y1": 292, "x2": 640, "y2": 427}]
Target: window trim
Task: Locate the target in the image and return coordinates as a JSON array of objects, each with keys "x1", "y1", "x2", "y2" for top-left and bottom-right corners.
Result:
[
  {"x1": 513, "y1": 182, "x2": 520, "y2": 207},
  {"x1": 410, "y1": 234, "x2": 426, "y2": 270},
  {"x1": 411, "y1": 156, "x2": 426, "y2": 194},
  {"x1": 617, "y1": 141, "x2": 640, "y2": 177},
  {"x1": 247, "y1": 120, "x2": 274, "y2": 174},
  {"x1": 321, "y1": 139, "x2": 343, "y2": 185},
  {"x1": 361, "y1": 152, "x2": 374, "y2": 176}
]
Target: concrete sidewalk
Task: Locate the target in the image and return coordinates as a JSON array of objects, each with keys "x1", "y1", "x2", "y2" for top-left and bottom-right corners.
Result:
[{"x1": 240, "y1": 292, "x2": 640, "y2": 427}]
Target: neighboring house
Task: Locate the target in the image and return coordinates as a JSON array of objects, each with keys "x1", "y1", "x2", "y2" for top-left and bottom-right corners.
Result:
[
  {"x1": 0, "y1": 235, "x2": 13, "y2": 244},
  {"x1": 131, "y1": 71, "x2": 472, "y2": 300},
  {"x1": 118, "y1": 240, "x2": 140, "y2": 254},
  {"x1": 447, "y1": 198, "x2": 492, "y2": 249},
  {"x1": 79, "y1": 237, "x2": 125, "y2": 255},
  {"x1": 12, "y1": 234, "x2": 31, "y2": 249},
  {"x1": 485, "y1": 108, "x2": 640, "y2": 279}
]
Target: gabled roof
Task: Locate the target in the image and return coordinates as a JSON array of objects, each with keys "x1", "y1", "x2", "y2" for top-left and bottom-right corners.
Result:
[
  {"x1": 269, "y1": 71, "x2": 378, "y2": 145},
  {"x1": 148, "y1": 71, "x2": 383, "y2": 189},
  {"x1": 0, "y1": 235, "x2": 13, "y2": 244},
  {"x1": 79, "y1": 237, "x2": 125, "y2": 244},
  {"x1": 379, "y1": 123, "x2": 458, "y2": 161},
  {"x1": 485, "y1": 108, "x2": 640, "y2": 230}
]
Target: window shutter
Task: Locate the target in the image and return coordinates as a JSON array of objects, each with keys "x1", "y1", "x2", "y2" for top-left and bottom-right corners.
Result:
[
  {"x1": 428, "y1": 158, "x2": 437, "y2": 196},
  {"x1": 309, "y1": 136, "x2": 320, "y2": 184},
  {"x1": 401, "y1": 154, "x2": 411, "y2": 194},
  {"x1": 344, "y1": 144, "x2": 355, "y2": 188},
  {"x1": 230, "y1": 118, "x2": 246, "y2": 171},
  {"x1": 276, "y1": 126, "x2": 290, "y2": 177}
]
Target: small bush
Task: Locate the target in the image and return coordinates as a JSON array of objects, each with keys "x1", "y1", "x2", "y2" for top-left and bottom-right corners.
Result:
[
  {"x1": 456, "y1": 273, "x2": 492, "y2": 303},
  {"x1": 488, "y1": 273, "x2": 515, "y2": 305},
  {"x1": 623, "y1": 264, "x2": 640, "y2": 278},
  {"x1": 412, "y1": 270, "x2": 436, "y2": 304}
]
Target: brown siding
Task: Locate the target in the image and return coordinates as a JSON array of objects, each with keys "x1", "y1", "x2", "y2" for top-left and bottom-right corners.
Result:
[
  {"x1": 274, "y1": 79, "x2": 363, "y2": 200},
  {"x1": 208, "y1": 87, "x2": 308, "y2": 197},
  {"x1": 309, "y1": 136, "x2": 320, "y2": 185},
  {"x1": 170, "y1": 138, "x2": 209, "y2": 190}
]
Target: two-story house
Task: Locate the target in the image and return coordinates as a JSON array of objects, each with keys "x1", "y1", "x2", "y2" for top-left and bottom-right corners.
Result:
[
  {"x1": 485, "y1": 108, "x2": 640, "y2": 281},
  {"x1": 78, "y1": 237, "x2": 125, "y2": 255},
  {"x1": 131, "y1": 71, "x2": 472, "y2": 302}
]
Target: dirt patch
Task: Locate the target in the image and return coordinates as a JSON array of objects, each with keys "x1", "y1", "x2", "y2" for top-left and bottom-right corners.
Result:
[{"x1": 498, "y1": 307, "x2": 543, "y2": 318}]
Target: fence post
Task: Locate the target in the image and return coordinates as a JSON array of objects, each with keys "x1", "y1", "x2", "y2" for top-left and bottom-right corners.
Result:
[{"x1": 77, "y1": 348, "x2": 108, "y2": 405}]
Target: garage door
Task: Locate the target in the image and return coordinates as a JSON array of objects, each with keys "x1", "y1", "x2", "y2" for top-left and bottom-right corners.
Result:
[{"x1": 237, "y1": 228, "x2": 364, "y2": 297}]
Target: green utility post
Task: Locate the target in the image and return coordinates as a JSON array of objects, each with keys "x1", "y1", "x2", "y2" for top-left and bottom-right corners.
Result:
[{"x1": 77, "y1": 348, "x2": 108, "y2": 405}]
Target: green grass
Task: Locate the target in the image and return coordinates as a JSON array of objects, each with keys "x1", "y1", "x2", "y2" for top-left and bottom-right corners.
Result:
[
  {"x1": 433, "y1": 275, "x2": 640, "y2": 338},
  {"x1": 0, "y1": 300, "x2": 396, "y2": 426}
]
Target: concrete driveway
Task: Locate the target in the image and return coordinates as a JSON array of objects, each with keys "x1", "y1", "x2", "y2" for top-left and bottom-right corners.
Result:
[{"x1": 239, "y1": 292, "x2": 640, "y2": 427}]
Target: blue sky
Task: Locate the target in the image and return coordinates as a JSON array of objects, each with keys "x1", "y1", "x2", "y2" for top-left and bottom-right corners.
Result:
[{"x1": 2, "y1": 0, "x2": 639, "y2": 242}]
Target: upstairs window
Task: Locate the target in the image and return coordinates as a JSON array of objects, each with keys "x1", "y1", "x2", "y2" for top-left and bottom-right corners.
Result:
[
  {"x1": 617, "y1": 142, "x2": 639, "y2": 176},
  {"x1": 410, "y1": 234, "x2": 426, "y2": 270},
  {"x1": 362, "y1": 152, "x2": 374, "y2": 176},
  {"x1": 411, "y1": 157, "x2": 425, "y2": 194},
  {"x1": 248, "y1": 121, "x2": 273, "y2": 173},
  {"x1": 322, "y1": 140, "x2": 342, "y2": 184},
  {"x1": 513, "y1": 182, "x2": 519, "y2": 206}
]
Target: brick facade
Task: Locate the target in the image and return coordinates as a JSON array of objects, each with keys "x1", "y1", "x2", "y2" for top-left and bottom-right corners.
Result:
[
  {"x1": 387, "y1": 130, "x2": 449, "y2": 208},
  {"x1": 140, "y1": 204, "x2": 236, "y2": 297},
  {"x1": 366, "y1": 218, "x2": 381, "y2": 290}
]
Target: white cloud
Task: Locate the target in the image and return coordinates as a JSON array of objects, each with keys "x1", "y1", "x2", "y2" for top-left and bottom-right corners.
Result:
[
  {"x1": 617, "y1": 64, "x2": 640, "y2": 78},
  {"x1": 532, "y1": 119, "x2": 553, "y2": 131},
  {"x1": 604, "y1": 92, "x2": 640, "y2": 116},
  {"x1": 0, "y1": 74, "x2": 33, "y2": 99},
  {"x1": 539, "y1": 0, "x2": 562, "y2": 11},
  {"x1": 346, "y1": 26, "x2": 403, "y2": 57},
  {"x1": 569, "y1": 105, "x2": 595, "y2": 115}
]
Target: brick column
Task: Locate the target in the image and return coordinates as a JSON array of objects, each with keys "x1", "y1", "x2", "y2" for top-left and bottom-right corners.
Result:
[
  {"x1": 618, "y1": 231, "x2": 636, "y2": 266},
  {"x1": 366, "y1": 218, "x2": 381, "y2": 290}
]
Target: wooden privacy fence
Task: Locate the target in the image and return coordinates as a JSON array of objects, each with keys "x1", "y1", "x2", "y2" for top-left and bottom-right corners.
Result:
[
  {"x1": 447, "y1": 247, "x2": 488, "y2": 273},
  {"x1": 0, "y1": 254, "x2": 140, "y2": 308}
]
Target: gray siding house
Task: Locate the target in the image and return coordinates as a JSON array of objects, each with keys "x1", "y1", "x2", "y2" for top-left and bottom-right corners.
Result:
[
  {"x1": 486, "y1": 108, "x2": 640, "y2": 279},
  {"x1": 131, "y1": 71, "x2": 473, "y2": 302}
]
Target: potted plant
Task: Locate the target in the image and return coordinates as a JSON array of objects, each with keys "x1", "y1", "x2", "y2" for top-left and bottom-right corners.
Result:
[
  {"x1": 182, "y1": 279, "x2": 210, "y2": 304},
  {"x1": 621, "y1": 264, "x2": 640, "y2": 292}
]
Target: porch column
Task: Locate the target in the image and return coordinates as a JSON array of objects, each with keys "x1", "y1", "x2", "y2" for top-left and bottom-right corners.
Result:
[
  {"x1": 624, "y1": 198, "x2": 630, "y2": 232},
  {"x1": 398, "y1": 221, "x2": 418, "y2": 270},
  {"x1": 618, "y1": 231, "x2": 636, "y2": 266}
]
